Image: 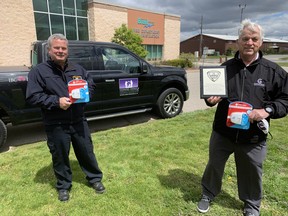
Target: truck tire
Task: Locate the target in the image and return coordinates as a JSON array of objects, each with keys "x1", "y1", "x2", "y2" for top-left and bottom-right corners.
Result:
[
  {"x1": 0, "y1": 119, "x2": 7, "y2": 149},
  {"x1": 156, "y1": 88, "x2": 184, "y2": 118}
]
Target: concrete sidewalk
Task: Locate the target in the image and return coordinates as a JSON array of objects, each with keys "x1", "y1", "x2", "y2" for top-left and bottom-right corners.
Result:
[{"x1": 182, "y1": 69, "x2": 208, "y2": 113}]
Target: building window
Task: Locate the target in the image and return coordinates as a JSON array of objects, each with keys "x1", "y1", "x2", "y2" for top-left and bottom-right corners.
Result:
[
  {"x1": 63, "y1": 0, "x2": 75, "y2": 15},
  {"x1": 33, "y1": 0, "x2": 48, "y2": 12},
  {"x1": 33, "y1": 0, "x2": 88, "y2": 40},
  {"x1": 77, "y1": 18, "x2": 89, "y2": 40},
  {"x1": 49, "y1": 0, "x2": 62, "y2": 14},
  {"x1": 144, "y1": 45, "x2": 163, "y2": 61},
  {"x1": 34, "y1": 13, "x2": 50, "y2": 40},
  {"x1": 76, "y1": 0, "x2": 88, "y2": 17},
  {"x1": 50, "y1": 14, "x2": 64, "y2": 35}
]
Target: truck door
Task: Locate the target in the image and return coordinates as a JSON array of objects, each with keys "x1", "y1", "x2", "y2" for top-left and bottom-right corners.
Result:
[{"x1": 97, "y1": 46, "x2": 153, "y2": 113}]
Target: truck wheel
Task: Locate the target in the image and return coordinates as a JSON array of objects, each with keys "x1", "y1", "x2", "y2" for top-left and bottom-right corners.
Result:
[
  {"x1": 156, "y1": 88, "x2": 184, "y2": 118},
  {"x1": 0, "y1": 119, "x2": 7, "y2": 149}
]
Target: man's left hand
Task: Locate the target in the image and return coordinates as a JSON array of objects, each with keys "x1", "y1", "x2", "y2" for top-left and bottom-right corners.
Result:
[{"x1": 248, "y1": 108, "x2": 270, "y2": 123}]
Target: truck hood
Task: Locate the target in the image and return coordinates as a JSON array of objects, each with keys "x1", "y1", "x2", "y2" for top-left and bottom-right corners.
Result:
[{"x1": 150, "y1": 65, "x2": 186, "y2": 75}]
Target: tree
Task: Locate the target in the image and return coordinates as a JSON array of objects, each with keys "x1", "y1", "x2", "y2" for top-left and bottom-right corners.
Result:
[{"x1": 111, "y1": 24, "x2": 148, "y2": 58}]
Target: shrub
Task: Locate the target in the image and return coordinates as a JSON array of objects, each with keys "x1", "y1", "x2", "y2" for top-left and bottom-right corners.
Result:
[
  {"x1": 179, "y1": 52, "x2": 197, "y2": 62},
  {"x1": 161, "y1": 58, "x2": 193, "y2": 68}
]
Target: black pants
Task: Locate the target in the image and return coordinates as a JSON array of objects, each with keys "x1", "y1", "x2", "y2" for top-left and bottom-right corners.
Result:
[
  {"x1": 201, "y1": 130, "x2": 267, "y2": 216},
  {"x1": 45, "y1": 120, "x2": 103, "y2": 190}
]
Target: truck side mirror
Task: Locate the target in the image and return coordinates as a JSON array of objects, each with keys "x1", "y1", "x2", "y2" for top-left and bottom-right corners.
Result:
[{"x1": 142, "y1": 62, "x2": 149, "y2": 73}]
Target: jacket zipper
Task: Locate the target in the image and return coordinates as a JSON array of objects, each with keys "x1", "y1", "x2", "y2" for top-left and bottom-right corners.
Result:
[
  {"x1": 240, "y1": 68, "x2": 247, "y2": 101},
  {"x1": 236, "y1": 67, "x2": 247, "y2": 143}
]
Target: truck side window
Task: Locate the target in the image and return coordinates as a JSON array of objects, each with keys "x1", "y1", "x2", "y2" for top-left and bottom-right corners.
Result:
[
  {"x1": 102, "y1": 48, "x2": 140, "y2": 73},
  {"x1": 68, "y1": 46, "x2": 98, "y2": 70}
]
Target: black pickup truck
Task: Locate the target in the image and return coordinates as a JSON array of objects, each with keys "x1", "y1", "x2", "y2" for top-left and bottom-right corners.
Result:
[{"x1": 0, "y1": 41, "x2": 189, "y2": 148}]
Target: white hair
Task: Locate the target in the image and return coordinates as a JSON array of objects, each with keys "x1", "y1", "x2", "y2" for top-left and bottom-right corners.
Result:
[
  {"x1": 47, "y1": 33, "x2": 68, "y2": 49},
  {"x1": 238, "y1": 19, "x2": 264, "y2": 40}
]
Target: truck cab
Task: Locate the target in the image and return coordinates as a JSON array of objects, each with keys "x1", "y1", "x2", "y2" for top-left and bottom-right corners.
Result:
[{"x1": 0, "y1": 41, "x2": 189, "y2": 149}]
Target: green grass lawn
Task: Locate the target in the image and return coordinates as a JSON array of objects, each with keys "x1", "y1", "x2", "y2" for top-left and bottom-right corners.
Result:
[
  {"x1": 0, "y1": 109, "x2": 287, "y2": 216},
  {"x1": 278, "y1": 62, "x2": 288, "y2": 67}
]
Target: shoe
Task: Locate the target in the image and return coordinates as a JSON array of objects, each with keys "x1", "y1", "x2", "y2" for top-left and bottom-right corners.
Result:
[
  {"x1": 58, "y1": 189, "x2": 69, "y2": 201},
  {"x1": 197, "y1": 195, "x2": 211, "y2": 213},
  {"x1": 92, "y1": 182, "x2": 105, "y2": 194},
  {"x1": 257, "y1": 119, "x2": 269, "y2": 134},
  {"x1": 243, "y1": 211, "x2": 255, "y2": 216}
]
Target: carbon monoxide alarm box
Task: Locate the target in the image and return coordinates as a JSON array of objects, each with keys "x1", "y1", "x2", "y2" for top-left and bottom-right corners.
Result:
[
  {"x1": 226, "y1": 101, "x2": 253, "y2": 130},
  {"x1": 68, "y1": 79, "x2": 89, "y2": 103}
]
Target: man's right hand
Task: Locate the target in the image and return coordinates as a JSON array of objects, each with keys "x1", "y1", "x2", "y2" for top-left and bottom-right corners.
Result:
[
  {"x1": 59, "y1": 97, "x2": 72, "y2": 110},
  {"x1": 206, "y1": 96, "x2": 222, "y2": 105}
]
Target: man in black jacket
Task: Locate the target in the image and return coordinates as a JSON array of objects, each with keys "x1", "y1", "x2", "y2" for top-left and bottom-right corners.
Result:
[
  {"x1": 197, "y1": 19, "x2": 288, "y2": 216},
  {"x1": 26, "y1": 34, "x2": 105, "y2": 201}
]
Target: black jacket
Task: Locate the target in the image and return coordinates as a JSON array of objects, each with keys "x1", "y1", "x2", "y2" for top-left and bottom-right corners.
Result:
[
  {"x1": 26, "y1": 60, "x2": 96, "y2": 125},
  {"x1": 208, "y1": 51, "x2": 288, "y2": 144}
]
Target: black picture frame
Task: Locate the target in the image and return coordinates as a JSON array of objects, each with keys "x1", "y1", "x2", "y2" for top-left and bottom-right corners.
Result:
[{"x1": 200, "y1": 66, "x2": 228, "y2": 99}]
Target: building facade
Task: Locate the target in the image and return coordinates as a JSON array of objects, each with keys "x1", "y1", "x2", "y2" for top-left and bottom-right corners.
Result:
[
  {"x1": 0, "y1": 0, "x2": 181, "y2": 66},
  {"x1": 180, "y1": 33, "x2": 288, "y2": 56}
]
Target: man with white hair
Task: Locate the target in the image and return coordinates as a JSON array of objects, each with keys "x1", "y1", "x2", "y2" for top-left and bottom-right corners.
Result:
[{"x1": 197, "y1": 19, "x2": 288, "y2": 216}]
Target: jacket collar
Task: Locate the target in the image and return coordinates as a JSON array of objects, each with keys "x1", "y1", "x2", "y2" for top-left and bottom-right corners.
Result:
[
  {"x1": 47, "y1": 59, "x2": 76, "y2": 72},
  {"x1": 234, "y1": 50, "x2": 263, "y2": 66}
]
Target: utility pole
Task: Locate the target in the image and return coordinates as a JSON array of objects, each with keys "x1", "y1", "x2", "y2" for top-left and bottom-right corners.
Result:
[
  {"x1": 199, "y1": 15, "x2": 203, "y2": 59},
  {"x1": 239, "y1": 4, "x2": 246, "y2": 23}
]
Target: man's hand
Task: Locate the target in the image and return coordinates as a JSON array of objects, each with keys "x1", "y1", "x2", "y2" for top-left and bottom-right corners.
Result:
[
  {"x1": 248, "y1": 108, "x2": 270, "y2": 123},
  {"x1": 206, "y1": 96, "x2": 222, "y2": 105},
  {"x1": 59, "y1": 97, "x2": 71, "y2": 110}
]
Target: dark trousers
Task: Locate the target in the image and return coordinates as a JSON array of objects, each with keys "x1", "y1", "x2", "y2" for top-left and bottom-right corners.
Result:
[
  {"x1": 201, "y1": 130, "x2": 267, "y2": 216},
  {"x1": 45, "y1": 120, "x2": 103, "y2": 190}
]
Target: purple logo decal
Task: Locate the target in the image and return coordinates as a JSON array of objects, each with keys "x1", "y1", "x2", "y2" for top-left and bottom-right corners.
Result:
[{"x1": 119, "y1": 78, "x2": 139, "y2": 96}]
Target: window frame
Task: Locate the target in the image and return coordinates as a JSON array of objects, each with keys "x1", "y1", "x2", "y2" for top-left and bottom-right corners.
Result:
[{"x1": 33, "y1": 0, "x2": 89, "y2": 41}]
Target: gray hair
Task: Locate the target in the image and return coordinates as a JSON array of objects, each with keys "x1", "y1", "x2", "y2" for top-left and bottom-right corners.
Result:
[
  {"x1": 238, "y1": 19, "x2": 264, "y2": 40},
  {"x1": 47, "y1": 33, "x2": 68, "y2": 49}
]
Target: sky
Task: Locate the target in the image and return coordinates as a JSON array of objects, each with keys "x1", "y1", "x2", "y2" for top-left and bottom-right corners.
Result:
[{"x1": 102, "y1": 0, "x2": 288, "y2": 42}]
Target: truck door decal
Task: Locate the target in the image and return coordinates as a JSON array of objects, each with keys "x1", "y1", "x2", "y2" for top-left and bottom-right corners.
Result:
[{"x1": 119, "y1": 78, "x2": 139, "y2": 96}]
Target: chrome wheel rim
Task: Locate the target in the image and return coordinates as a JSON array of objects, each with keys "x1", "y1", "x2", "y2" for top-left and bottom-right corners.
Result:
[{"x1": 163, "y1": 93, "x2": 181, "y2": 115}]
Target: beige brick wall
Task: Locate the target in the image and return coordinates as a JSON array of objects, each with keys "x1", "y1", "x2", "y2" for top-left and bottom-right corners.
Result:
[
  {"x1": 163, "y1": 15, "x2": 181, "y2": 60},
  {"x1": 88, "y1": 3, "x2": 127, "y2": 42},
  {"x1": 0, "y1": 0, "x2": 36, "y2": 66}
]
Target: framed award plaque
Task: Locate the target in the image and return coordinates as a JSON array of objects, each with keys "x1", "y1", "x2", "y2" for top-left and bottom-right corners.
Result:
[{"x1": 200, "y1": 66, "x2": 228, "y2": 99}]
